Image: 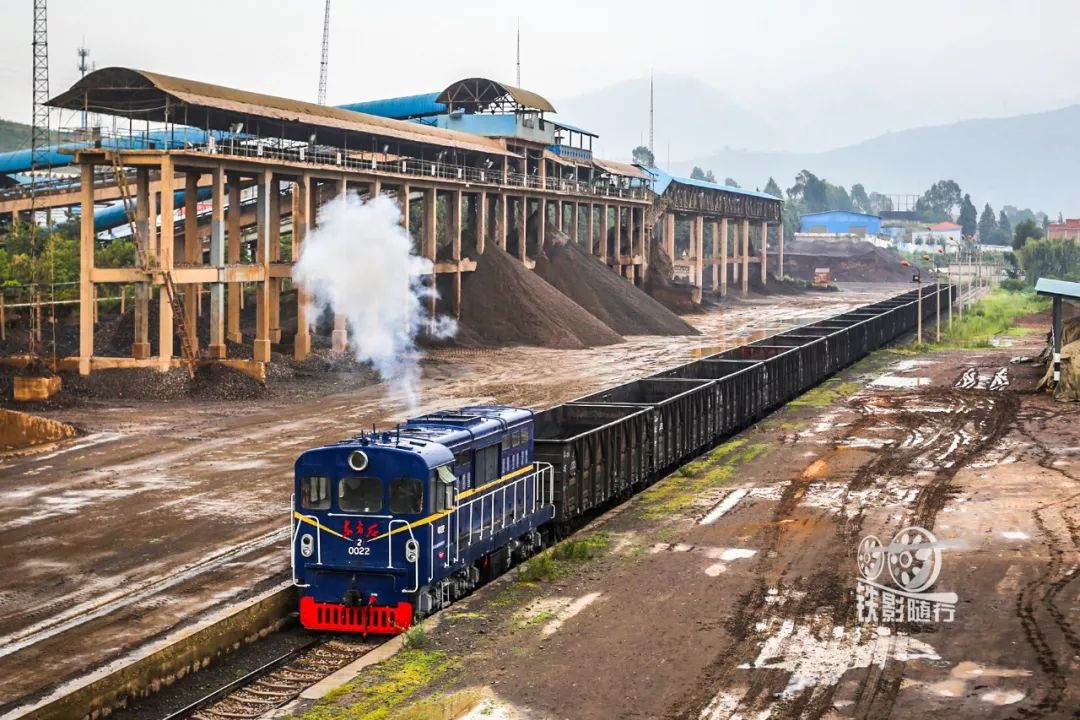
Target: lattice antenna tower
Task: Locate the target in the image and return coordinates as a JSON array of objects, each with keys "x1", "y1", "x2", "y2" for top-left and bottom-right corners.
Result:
[
  {"x1": 516, "y1": 18, "x2": 521, "y2": 87},
  {"x1": 318, "y1": 0, "x2": 330, "y2": 104},
  {"x1": 648, "y1": 71, "x2": 654, "y2": 156},
  {"x1": 28, "y1": 0, "x2": 50, "y2": 357},
  {"x1": 77, "y1": 41, "x2": 90, "y2": 129}
]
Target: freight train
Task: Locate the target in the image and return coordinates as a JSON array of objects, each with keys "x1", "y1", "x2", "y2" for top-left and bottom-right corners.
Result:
[{"x1": 291, "y1": 286, "x2": 950, "y2": 634}]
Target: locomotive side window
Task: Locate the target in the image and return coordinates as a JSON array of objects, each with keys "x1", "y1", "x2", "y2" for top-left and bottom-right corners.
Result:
[
  {"x1": 339, "y1": 477, "x2": 383, "y2": 513},
  {"x1": 475, "y1": 444, "x2": 500, "y2": 486},
  {"x1": 300, "y1": 476, "x2": 330, "y2": 510},
  {"x1": 434, "y1": 465, "x2": 456, "y2": 511},
  {"x1": 389, "y1": 477, "x2": 423, "y2": 514}
]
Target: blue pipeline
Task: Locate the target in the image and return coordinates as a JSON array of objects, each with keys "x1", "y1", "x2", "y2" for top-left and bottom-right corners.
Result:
[
  {"x1": 88, "y1": 186, "x2": 215, "y2": 234},
  {"x1": 0, "y1": 128, "x2": 229, "y2": 175}
]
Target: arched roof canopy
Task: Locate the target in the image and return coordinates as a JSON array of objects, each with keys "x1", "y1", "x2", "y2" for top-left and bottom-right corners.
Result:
[
  {"x1": 436, "y1": 78, "x2": 555, "y2": 114},
  {"x1": 47, "y1": 67, "x2": 514, "y2": 158}
]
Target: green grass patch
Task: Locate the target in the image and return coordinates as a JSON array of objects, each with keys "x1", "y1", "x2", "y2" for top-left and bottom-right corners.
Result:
[
  {"x1": 787, "y1": 379, "x2": 863, "y2": 408},
  {"x1": 930, "y1": 288, "x2": 1049, "y2": 349},
  {"x1": 637, "y1": 438, "x2": 770, "y2": 520},
  {"x1": 515, "y1": 532, "x2": 610, "y2": 583},
  {"x1": 303, "y1": 648, "x2": 449, "y2": 720}
]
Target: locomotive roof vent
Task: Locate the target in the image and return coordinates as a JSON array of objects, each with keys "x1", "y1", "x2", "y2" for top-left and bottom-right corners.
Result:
[{"x1": 348, "y1": 450, "x2": 369, "y2": 472}]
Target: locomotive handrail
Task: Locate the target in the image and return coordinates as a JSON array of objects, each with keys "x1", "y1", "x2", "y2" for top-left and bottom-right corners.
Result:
[
  {"x1": 290, "y1": 497, "x2": 321, "y2": 588},
  {"x1": 453, "y1": 462, "x2": 554, "y2": 554}
]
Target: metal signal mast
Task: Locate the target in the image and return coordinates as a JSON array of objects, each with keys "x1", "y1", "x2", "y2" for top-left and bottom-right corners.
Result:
[
  {"x1": 317, "y1": 0, "x2": 330, "y2": 104},
  {"x1": 77, "y1": 41, "x2": 90, "y2": 129},
  {"x1": 30, "y1": 0, "x2": 49, "y2": 171}
]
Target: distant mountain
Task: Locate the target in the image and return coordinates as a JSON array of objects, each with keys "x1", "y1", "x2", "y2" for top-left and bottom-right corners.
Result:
[
  {"x1": 553, "y1": 74, "x2": 778, "y2": 162},
  {"x1": 673, "y1": 104, "x2": 1080, "y2": 214}
]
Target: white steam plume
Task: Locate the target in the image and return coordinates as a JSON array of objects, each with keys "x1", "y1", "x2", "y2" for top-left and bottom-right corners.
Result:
[{"x1": 293, "y1": 192, "x2": 456, "y2": 408}]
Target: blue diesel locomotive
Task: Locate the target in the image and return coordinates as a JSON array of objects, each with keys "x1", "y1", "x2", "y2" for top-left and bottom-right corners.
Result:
[
  {"x1": 292, "y1": 406, "x2": 553, "y2": 634},
  {"x1": 291, "y1": 288, "x2": 946, "y2": 635}
]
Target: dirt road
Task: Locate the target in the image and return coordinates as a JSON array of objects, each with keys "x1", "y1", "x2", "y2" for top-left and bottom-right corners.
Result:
[
  {"x1": 299, "y1": 328, "x2": 1080, "y2": 719},
  {"x1": 0, "y1": 287, "x2": 900, "y2": 714}
]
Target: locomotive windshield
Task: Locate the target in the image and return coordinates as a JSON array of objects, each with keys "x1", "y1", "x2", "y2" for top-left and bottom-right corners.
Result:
[{"x1": 339, "y1": 477, "x2": 383, "y2": 512}]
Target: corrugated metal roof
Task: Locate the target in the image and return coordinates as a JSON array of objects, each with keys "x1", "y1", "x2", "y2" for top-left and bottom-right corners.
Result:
[
  {"x1": 437, "y1": 78, "x2": 556, "y2": 113},
  {"x1": 47, "y1": 67, "x2": 514, "y2": 158},
  {"x1": 643, "y1": 167, "x2": 780, "y2": 201},
  {"x1": 593, "y1": 158, "x2": 651, "y2": 180},
  {"x1": 1035, "y1": 277, "x2": 1080, "y2": 300},
  {"x1": 549, "y1": 118, "x2": 598, "y2": 137},
  {"x1": 336, "y1": 93, "x2": 446, "y2": 120},
  {"x1": 801, "y1": 210, "x2": 879, "y2": 220}
]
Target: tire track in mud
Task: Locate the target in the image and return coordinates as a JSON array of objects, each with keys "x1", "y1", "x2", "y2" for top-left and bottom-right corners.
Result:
[
  {"x1": 676, "y1": 385, "x2": 1017, "y2": 720},
  {"x1": 1008, "y1": 407, "x2": 1080, "y2": 719}
]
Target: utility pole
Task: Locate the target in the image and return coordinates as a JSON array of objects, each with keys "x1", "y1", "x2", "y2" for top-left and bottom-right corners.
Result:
[{"x1": 317, "y1": 0, "x2": 330, "y2": 105}]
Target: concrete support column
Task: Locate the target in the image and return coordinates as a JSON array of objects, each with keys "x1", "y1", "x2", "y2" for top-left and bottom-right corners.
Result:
[
  {"x1": 332, "y1": 178, "x2": 349, "y2": 352},
  {"x1": 732, "y1": 220, "x2": 740, "y2": 285},
  {"x1": 226, "y1": 172, "x2": 242, "y2": 344},
  {"x1": 292, "y1": 174, "x2": 312, "y2": 361},
  {"x1": 741, "y1": 219, "x2": 750, "y2": 296},
  {"x1": 183, "y1": 173, "x2": 200, "y2": 354},
  {"x1": 253, "y1": 169, "x2": 273, "y2": 362},
  {"x1": 556, "y1": 201, "x2": 563, "y2": 235},
  {"x1": 268, "y1": 177, "x2": 282, "y2": 344},
  {"x1": 477, "y1": 191, "x2": 487, "y2": 255},
  {"x1": 572, "y1": 203, "x2": 580, "y2": 244},
  {"x1": 695, "y1": 216, "x2": 705, "y2": 292},
  {"x1": 711, "y1": 220, "x2": 720, "y2": 291},
  {"x1": 132, "y1": 168, "x2": 151, "y2": 359},
  {"x1": 78, "y1": 163, "x2": 95, "y2": 375},
  {"x1": 664, "y1": 213, "x2": 676, "y2": 264},
  {"x1": 760, "y1": 220, "x2": 768, "y2": 286},
  {"x1": 208, "y1": 166, "x2": 227, "y2": 358},
  {"x1": 157, "y1": 157, "x2": 176, "y2": 372},
  {"x1": 600, "y1": 204, "x2": 609, "y2": 264},
  {"x1": 537, "y1": 196, "x2": 546, "y2": 250},
  {"x1": 452, "y1": 189, "x2": 462, "y2": 317},
  {"x1": 720, "y1": 217, "x2": 729, "y2": 297},
  {"x1": 628, "y1": 206, "x2": 636, "y2": 260},
  {"x1": 586, "y1": 204, "x2": 594, "y2": 253},
  {"x1": 496, "y1": 192, "x2": 507, "y2": 250},
  {"x1": 518, "y1": 196, "x2": 527, "y2": 262},
  {"x1": 614, "y1": 206, "x2": 624, "y2": 273},
  {"x1": 425, "y1": 188, "x2": 438, "y2": 321},
  {"x1": 399, "y1": 184, "x2": 410, "y2": 229},
  {"x1": 778, "y1": 221, "x2": 785, "y2": 279}
]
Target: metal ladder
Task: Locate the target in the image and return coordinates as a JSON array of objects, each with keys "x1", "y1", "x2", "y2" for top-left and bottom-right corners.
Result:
[{"x1": 110, "y1": 151, "x2": 197, "y2": 379}]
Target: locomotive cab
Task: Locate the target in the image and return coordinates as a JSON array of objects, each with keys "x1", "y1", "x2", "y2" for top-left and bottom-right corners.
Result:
[{"x1": 292, "y1": 406, "x2": 554, "y2": 635}]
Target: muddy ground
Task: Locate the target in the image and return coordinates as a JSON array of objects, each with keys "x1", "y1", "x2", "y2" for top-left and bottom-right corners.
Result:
[
  {"x1": 0, "y1": 285, "x2": 905, "y2": 715},
  {"x1": 290, "y1": 319, "x2": 1079, "y2": 720}
]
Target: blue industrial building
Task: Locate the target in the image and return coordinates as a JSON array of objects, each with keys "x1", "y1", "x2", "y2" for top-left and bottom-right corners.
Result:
[{"x1": 799, "y1": 210, "x2": 881, "y2": 235}]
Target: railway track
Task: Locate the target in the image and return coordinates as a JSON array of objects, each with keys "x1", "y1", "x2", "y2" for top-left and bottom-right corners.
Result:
[{"x1": 163, "y1": 636, "x2": 377, "y2": 720}]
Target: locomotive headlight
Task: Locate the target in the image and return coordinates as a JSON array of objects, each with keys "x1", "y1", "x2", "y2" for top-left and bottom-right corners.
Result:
[
  {"x1": 348, "y1": 451, "x2": 369, "y2": 472},
  {"x1": 300, "y1": 534, "x2": 314, "y2": 558},
  {"x1": 405, "y1": 538, "x2": 419, "y2": 563}
]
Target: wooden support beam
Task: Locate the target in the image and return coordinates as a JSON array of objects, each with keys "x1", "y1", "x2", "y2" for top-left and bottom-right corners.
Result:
[
  {"x1": 183, "y1": 172, "x2": 199, "y2": 354},
  {"x1": 208, "y1": 166, "x2": 227, "y2": 358},
  {"x1": 253, "y1": 169, "x2": 273, "y2": 362},
  {"x1": 158, "y1": 156, "x2": 175, "y2": 372},
  {"x1": 720, "y1": 217, "x2": 729, "y2": 297},
  {"x1": 78, "y1": 163, "x2": 94, "y2": 376},
  {"x1": 741, "y1": 218, "x2": 750, "y2": 296},
  {"x1": 293, "y1": 174, "x2": 311, "y2": 360},
  {"x1": 226, "y1": 172, "x2": 242, "y2": 343}
]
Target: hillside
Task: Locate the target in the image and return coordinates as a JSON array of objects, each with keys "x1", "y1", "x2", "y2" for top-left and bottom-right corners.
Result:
[
  {"x1": 0, "y1": 118, "x2": 75, "y2": 154},
  {"x1": 674, "y1": 104, "x2": 1080, "y2": 213},
  {"x1": 553, "y1": 74, "x2": 778, "y2": 160}
]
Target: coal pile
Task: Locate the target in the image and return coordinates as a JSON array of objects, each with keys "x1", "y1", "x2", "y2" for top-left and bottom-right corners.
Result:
[
  {"x1": 455, "y1": 244, "x2": 624, "y2": 349},
  {"x1": 778, "y1": 237, "x2": 913, "y2": 283},
  {"x1": 535, "y1": 232, "x2": 698, "y2": 336}
]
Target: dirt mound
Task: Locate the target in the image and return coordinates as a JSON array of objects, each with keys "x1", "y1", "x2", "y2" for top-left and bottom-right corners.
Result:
[
  {"x1": 534, "y1": 233, "x2": 698, "y2": 336},
  {"x1": 778, "y1": 237, "x2": 912, "y2": 283},
  {"x1": 455, "y1": 244, "x2": 624, "y2": 349},
  {"x1": 643, "y1": 239, "x2": 701, "y2": 314}
]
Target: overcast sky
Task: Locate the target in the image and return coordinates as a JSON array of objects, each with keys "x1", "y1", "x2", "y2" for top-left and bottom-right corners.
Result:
[{"x1": 1, "y1": 0, "x2": 1078, "y2": 153}]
